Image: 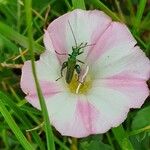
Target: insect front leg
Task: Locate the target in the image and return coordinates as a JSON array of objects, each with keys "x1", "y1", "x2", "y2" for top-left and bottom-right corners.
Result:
[
  {"x1": 56, "y1": 61, "x2": 68, "y2": 81},
  {"x1": 78, "y1": 51, "x2": 84, "y2": 55}
]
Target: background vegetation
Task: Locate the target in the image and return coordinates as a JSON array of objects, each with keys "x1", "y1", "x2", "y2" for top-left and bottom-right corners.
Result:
[{"x1": 0, "y1": 0, "x2": 150, "y2": 149}]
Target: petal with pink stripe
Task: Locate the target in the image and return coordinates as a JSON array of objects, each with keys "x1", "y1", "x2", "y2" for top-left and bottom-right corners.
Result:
[
  {"x1": 87, "y1": 22, "x2": 137, "y2": 64},
  {"x1": 44, "y1": 9, "x2": 112, "y2": 63},
  {"x1": 91, "y1": 46, "x2": 150, "y2": 80}
]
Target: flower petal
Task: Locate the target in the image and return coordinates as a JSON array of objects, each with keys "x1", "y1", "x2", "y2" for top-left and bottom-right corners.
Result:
[
  {"x1": 87, "y1": 87, "x2": 130, "y2": 133},
  {"x1": 86, "y1": 76, "x2": 149, "y2": 133},
  {"x1": 76, "y1": 97, "x2": 111, "y2": 135},
  {"x1": 44, "y1": 9, "x2": 112, "y2": 63},
  {"x1": 20, "y1": 50, "x2": 63, "y2": 97},
  {"x1": 27, "y1": 92, "x2": 112, "y2": 137},
  {"x1": 43, "y1": 30, "x2": 56, "y2": 53},
  {"x1": 87, "y1": 22, "x2": 137, "y2": 64},
  {"x1": 92, "y1": 78, "x2": 149, "y2": 108},
  {"x1": 92, "y1": 46, "x2": 150, "y2": 80},
  {"x1": 48, "y1": 93, "x2": 89, "y2": 137},
  {"x1": 26, "y1": 93, "x2": 90, "y2": 137}
]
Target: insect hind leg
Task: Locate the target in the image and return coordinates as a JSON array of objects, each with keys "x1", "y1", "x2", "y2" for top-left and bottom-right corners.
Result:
[
  {"x1": 77, "y1": 59, "x2": 84, "y2": 64},
  {"x1": 55, "y1": 50, "x2": 67, "y2": 55},
  {"x1": 75, "y1": 64, "x2": 81, "y2": 82},
  {"x1": 56, "y1": 61, "x2": 68, "y2": 81}
]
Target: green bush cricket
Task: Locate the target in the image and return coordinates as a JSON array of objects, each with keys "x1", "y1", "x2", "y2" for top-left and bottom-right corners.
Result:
[{"x1": 56, "y1": 21, "x2": 94, "y2": 84}]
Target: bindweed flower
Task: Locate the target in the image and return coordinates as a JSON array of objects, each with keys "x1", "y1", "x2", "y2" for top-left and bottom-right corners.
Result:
[{"x1": 21, "y1": 9, "x2": 150, "y2": 137}]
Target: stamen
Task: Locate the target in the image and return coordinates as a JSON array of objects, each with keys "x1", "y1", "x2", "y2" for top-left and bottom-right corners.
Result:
[{"x1": 76, "y1": 66, "x2": 89, "y2": 94}]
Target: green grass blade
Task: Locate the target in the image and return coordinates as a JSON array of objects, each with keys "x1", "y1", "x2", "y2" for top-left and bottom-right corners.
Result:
[
  {"x1": 2, "y1": 130, "x2": 9, "y2": 149},
  {"x1": 0, "y1": 21, "x2": 44, "y2": 54},
  {"x1": 128, "y1": 125, "x2": 150, "y2": 136},
  {"x1": 0, "y1": 99, "x2": 34, "y2": 150},
  {"x1": 132, "y1": 0, "x2": 147, "y2": 34},
  {"x1": 64, "y1": 0, "x2": 72, "y2": 10},
  {"x1": 24, "y1": 0, "x2": 55, "y2": 150},
  {"x1": 114, "y1": 0, "x2": 126, "y2": 23},
  {"x1": 17, "y1": 0, "x2": 21, "y2": 32},
  {"x1": 72, "y1": 0, "x2": 86, "y2": 9},
  {"x1": 106, "y1": 132, "x2": 115, "y2": 150},
  {"x1": 112, "y1": 125, "x2": 134, "y2": 150},
  {"x1": 0, "y1": 33, "x2": 18, "y2": 51},
  {"x1": 91, "y1": 0, "x2": 121, "y2": 21},
  {"x1": 54, "y1": 137, "x2": 70, "y2": 150},
  {"x1": 145, "y1": 42, "x2": 150, "y2": 57},
  {"x1": 0, "y1": 91, "x2": 45, "y2": 150},
  {"x1": 126, "y1": 0, "x2": 135, "y2": 17}
]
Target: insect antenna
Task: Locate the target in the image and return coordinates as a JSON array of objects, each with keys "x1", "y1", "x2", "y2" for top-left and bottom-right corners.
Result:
[
  {"x1": 86, "y1": 43, "x2": 96, "y2": 47},
  {"x1": 68, "y1": 20, "x2": 78, "y2": 48}
]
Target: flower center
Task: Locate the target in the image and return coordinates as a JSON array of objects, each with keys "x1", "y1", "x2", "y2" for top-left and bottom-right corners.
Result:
[{"x1": 67, "y1": 66, "x2": 92, "y2": 94}]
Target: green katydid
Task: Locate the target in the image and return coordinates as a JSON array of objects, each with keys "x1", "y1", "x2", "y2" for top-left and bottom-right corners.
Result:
[{"x1": 56, "y1": 21, "x2": 94, "y2": 84}]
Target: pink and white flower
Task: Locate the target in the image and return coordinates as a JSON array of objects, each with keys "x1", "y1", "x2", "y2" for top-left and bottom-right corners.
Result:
[{"x1": 21, "y1": 9, "x2": 150, "y2": 137}]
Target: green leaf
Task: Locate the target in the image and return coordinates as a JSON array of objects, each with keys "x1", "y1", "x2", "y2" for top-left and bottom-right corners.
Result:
[
  {"x1": 132, "y1": 106, "x2": 150, "y2": 130},
  {"x1": 0, "y1": 99, "x2": 34, "y2": 150},
  {"x1": 0, "y1": 21, "x2": 44, "y2": 54},
  {"x1": 72, "y1": 0, "x2": 86, "y2": 9},
  {"x1": 0, "y1": 0, "x2": 8, "y2": 5},
  {"x1": 80, "y1": 136, "x2": 112, "y2": 150},
  {"x1": 112, "y1": 125, "x2": 134, "y2": 150},
  {"x1": 130, "y1": 134, "x2": 150, "y2": 150}
]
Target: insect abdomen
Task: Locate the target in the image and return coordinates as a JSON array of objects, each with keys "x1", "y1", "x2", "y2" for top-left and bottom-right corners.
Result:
[{"x1": 66, "y1": 59, "x2": 76, "y2": 84}]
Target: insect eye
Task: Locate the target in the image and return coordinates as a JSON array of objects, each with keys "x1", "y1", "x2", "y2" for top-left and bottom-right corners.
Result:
[
  {"x1": 64, "y1": 62, "x2": 67, "y2": 65},
  {"x1": 62, "y1": 61, "x2": 68, "y2": 68}
]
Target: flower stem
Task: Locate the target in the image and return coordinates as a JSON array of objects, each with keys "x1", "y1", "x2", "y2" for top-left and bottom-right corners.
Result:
[
  {"x1": 24, "y1": 0, "x2": 55, "y2": 150},
  {"x1": 70, "y1": 138, "x2": 78, "y2": 150}
]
